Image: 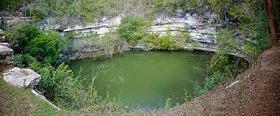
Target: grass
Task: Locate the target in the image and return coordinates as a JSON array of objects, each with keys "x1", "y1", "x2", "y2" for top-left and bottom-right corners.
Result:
[{"x1": 0, "y1": 78, "x2": 58, "y2": 116}]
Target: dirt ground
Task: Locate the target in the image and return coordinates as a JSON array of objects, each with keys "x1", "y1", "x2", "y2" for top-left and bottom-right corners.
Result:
[
  {"x1": 153, "y1": 44, "x2": 280, "y2": 115},
  {"x1": 0, "y1": 93, "x2": 7, "y2": 116}
]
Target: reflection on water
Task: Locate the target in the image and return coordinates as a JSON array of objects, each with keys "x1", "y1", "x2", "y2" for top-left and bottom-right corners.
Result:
[{"x1": 69, "y1": 51, "x2": 210, "y2": 109}]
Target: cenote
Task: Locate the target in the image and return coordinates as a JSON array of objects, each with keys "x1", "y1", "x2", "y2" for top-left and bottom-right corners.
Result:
[{"x1": 69, "y1": 51, "x2": 210, "y2": 109}]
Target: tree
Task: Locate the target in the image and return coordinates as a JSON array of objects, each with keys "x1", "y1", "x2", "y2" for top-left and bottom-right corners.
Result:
[
  {"x1": 117, "y1": 16, "x2": 146, "y2": 45},
  {"x1": 27, "y1": 31, "x2": 61, "y2": 64},
  {"x1": 8, "y1": 24, "x2": 41, "y2": 54},
  {"x1": 0, "y1": 0, "x2": 21, "y2": 11}
]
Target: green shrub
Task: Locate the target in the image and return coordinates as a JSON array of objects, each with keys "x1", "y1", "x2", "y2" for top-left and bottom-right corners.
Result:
[
  {"x1": 153, "y1": 0, "x2": 177, "y2": 15},
  {"x1": 0, "y1": 0, "x2": 21, "y2": 11},
  {"x1": 213, "y1": 0, "x2": 270, "y2": 61},
  {"x1": 73, "y1": 89, "x2": 126, "y2": 112},
  {"x1": 31, "y1": 9, "x2": 45, "y2": 22},
  {"x1": 156, "y1": 36, "x2": 175, "y2": 49},
  {"x1": 143, "y1": 31, "x2": 189, "y2": 49},
  {"x1": 187, "y1": 0, "x2": 203, "y2": 10},
  {"x1": 182, "y1": 30, "x2": 192, "y2": 42},
  {"x1": 216, "y1": 30, "x2": 238, "y2": 51},
  {"x1": 194, "y1": 50, "x2": 248, "y2": 97},
  {"x1": 7, "y1": 23, "x2": 41, "y2": 54},
  {"x1": 194, "y1": 73, "x2": 225, "y2": 97},
  {"x1": 8, "y1": 23, "x2": 69, "y2": 64},
  {"x1": 117, "y1": 16, "x2": 146, "y2": 46},
  {"x1": 210, "y1": 51, "x2": 229, "y2": 73},
  {"x1": 142, "y1": 33, "x2": 158, "y2": 48},
  {"x1": 13, "y1": 54, "x2": 37, "y2": 68},
  {"x1": 164, "y1": 98, "x2": 172, "y2": 110},
  {"x1": 27, "y1": 31, "x2": 61, "y2": 64},
  {"x1": 35, "y1": 63, "x2": 80, "y2": 109},
  {"x1": 34, "y1": 62, "x2": 126, "y2": 111},
  {"x1": 203, "y1": 73, "x2": 224, "y2": 91}
]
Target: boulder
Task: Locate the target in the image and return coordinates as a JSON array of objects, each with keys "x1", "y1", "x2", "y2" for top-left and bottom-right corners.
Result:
[{"x1": 3, "y1": 67, "x2": 41, "y2": 88}]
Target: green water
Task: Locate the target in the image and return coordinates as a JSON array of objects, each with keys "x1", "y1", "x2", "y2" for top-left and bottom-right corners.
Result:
[{"x1": 69, "y1": 51, "x2": 210, "y2": 109}]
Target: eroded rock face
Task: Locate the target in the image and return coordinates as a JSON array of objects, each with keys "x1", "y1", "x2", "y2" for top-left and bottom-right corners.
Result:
[
  {"x1": 0, "y1": 29, "x2": 5, "y2": 42},
  {"x1": 57, "y1": 12, "x2": 218, "y2": 60},
  {"x1": 3, "y1": 67, "x2": 41, "y2": 88},
  {"x1": 0, "y1": 45, "x2": 13, "y2": 64},
  {"x1": 44, "y1": 8, "x2": 245, "y2": 60}
]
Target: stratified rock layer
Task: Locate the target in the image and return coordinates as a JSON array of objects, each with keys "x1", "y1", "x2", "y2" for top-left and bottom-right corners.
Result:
[{"x1": 53, "y1": 11, "x2": 220, "y2": 60}]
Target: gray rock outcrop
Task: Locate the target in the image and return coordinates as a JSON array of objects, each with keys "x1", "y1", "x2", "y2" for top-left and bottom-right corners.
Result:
[
  {"x1": 0, "y1": 45, "x2": 13, "y2": 64},
  {"x1": 44, "y1": 8, "x2": 246, "y2": 60},
  {"x1": 0, "y1": 29, "x2": 5, "y2": 42},
  {"x1": 3, "y1": 67, "x2": 41, "y2": 88},
  {"x1": 55, "y1": 12, "x2": 219, "y2": 60},
  {"x1": 0, "y1": 29, "x2": 13, "y2": 65}
]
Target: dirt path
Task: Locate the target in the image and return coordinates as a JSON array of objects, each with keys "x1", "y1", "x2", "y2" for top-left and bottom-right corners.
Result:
[{"x1": 152, "y1": 45, "x2": 280, "y2": 115}]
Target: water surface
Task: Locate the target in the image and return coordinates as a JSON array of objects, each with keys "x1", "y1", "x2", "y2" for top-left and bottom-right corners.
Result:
[{"x1": 69, "y1": 51, "x2": 210, "y2": 109}]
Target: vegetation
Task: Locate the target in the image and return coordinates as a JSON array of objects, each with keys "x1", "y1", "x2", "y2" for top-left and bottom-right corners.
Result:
[
  {"x1": 0, "y1": 0, "x2": 208, "y2": 24},
  {"x1": 191, "y1": 0, "x2": 271, "y2": 98},
  {"x1": 142, "y1": 31, "x2": 189, "y2": 50},
  {"x1": 5, "y1": 23, "x2": 126, "y2": 112},
  {"x1": 164, "y1": 98, "x2": 172, "y2": 110},
  {"x1": 1, "y1": 0, "x2": 273, "y2": 113},
  {"x1": 0, "y1": 0, "x2": 21, "y2": 11},
  {"x1": 84, "y1": 32, "x2": 125, "y2": 59},
  {"x1": 6, "y1": 23, "x2": 69, "y2": 65},
  {"x1": 33, "y1": 63, "x2": 79, "y2": 109},
  {"x1": 211, "y1": 0, "x2": 270, "y2": 58},
  {"x1": 117, "y1": 16, "x2": 146, "y2": 46},
  {"x1": 194, "y1": 54, "x2": 248, "y2": 97},
  {"x1": 0, "y1": 79, "x2": 57, "y2": 115},
  {"x1": 117, "y1": 16, "x2": 190, "y2": 49}
]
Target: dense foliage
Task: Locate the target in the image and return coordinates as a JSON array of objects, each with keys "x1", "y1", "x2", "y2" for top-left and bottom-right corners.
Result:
[
  {"x1": 117, "y1": 16, "x2": 190, "y2": 49},
  {"x1": 7, "y1": 24, "x2": 68, "y2": 64},
  {"x1": 33, "y1": 63, "x2": 79, "y2": 108},
  {"x1": 1, "y1": 0, "x2": 206, "y2": 24},
  {"x1": 6, "y1": 23, "x2": 126, "y2": 112},
  {"x1": 191, "y1": 0, "x2": 271, "y2": 98},
  {"x1": 27, "y1": 32, "x2": 60, "y2": 63},
  {"x1": 117, "y1": 16, "x2": 146, "y2": 45},
  {"x1": 0, "y1": 0, "x2": 21, "y2": 11}
]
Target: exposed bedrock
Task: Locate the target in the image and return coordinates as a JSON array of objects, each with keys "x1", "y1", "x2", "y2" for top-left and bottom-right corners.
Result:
[
  {"x1": 0, "y1": 29, "x2": 13, "y2": 67},
  {"x1": 43, "y1": 10, "x2": 246, "y2": 60}
]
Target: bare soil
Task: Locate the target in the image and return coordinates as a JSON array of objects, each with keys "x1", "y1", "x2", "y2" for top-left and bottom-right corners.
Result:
[{"x1": 0, "y1": 93, "x2": 7, "y2": 116}]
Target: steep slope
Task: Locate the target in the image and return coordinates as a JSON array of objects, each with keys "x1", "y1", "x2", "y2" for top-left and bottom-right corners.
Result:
[{"x1": 0, "y1": 68, "x2": 58, "y2": 115}]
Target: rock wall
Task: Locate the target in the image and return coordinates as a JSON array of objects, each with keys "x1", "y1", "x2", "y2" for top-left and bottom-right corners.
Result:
[
  {"x1": 0, "y1": 44, "x2": 13, "y2": 65},
  {"x1": 70, "y1": 35, "x2": 125, "y2": 60},
  {"x1": 1, "y1": 16, "x2": 31, "y2": 27},
  {"x1": 0, "y1": 29, "x2": 13, "y2": 66},
  {"x1": 46, "y1": 10, "x2": 246, "y2": 60},
  {"x1": 149, "y1": 12, "x2": 218, "y2": 51}
]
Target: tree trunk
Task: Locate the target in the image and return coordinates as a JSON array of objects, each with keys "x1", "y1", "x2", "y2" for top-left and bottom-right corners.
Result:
[{"x1": 265, "y1": 0, "x2": 278, "y2": 42}]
